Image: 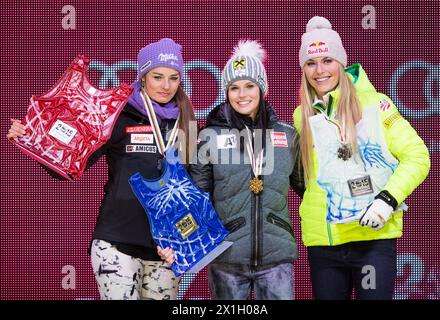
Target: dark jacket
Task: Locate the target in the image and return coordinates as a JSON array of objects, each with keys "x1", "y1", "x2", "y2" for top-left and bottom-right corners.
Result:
[
  {"x1": 189, "y1": 101, "x2": 304, "y2": 268},
  {"x1": 46, "y1": 103, "x2": 177, "y2": 260}
]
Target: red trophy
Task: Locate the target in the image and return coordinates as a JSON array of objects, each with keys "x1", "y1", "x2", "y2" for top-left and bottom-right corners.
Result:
[{"x1": 12, "y1": 55, "x2": 133, "y2": 180}]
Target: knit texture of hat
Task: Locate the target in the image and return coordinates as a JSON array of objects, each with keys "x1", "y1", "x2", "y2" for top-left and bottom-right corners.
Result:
[
  {"x1": 222, "y1": 40, "x2": 268, "y2": 95},
  {"x1": 299, "y1": 16, "x2": 347, "y2": 68},
  {"x1": 137, "y1": 38, "x2": 184, "y2": 80}
]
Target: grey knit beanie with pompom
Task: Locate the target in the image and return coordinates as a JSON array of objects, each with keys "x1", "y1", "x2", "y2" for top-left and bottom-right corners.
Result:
[{"x1": 222, "y1": 40, "x2": 268, "y2": 95}]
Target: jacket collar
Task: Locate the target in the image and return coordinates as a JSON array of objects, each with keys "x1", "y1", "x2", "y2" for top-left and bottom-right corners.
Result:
[{"x1": 312, "y1": 63, "x2": 377, "y2": 118}]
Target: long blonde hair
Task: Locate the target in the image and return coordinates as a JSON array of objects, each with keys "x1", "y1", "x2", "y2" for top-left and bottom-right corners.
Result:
[{"x1": 299, "y1": 63, "x2": 362, "y2": 184}]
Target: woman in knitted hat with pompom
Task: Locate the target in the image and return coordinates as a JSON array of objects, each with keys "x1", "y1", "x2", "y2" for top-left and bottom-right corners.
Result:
[
  {"x1": 190, "y1": 40, "x2": 304, "y2": 300},
  {"x1": 294, "y1": 16, "x2": 430, "y2": 299}
]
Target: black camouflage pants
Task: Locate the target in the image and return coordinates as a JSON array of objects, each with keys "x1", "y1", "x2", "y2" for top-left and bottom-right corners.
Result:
[{"x1": 91, "y1": 239, "x2": 180, "y2": 300}]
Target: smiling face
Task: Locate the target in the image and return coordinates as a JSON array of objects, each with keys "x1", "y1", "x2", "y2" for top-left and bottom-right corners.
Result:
[
  {"x1": 303, "y1": 57, "x2": 340, "y2": 99},
  {"x1": 227, "y1": 80, "x2": 261, "y2": 120},
  {"x1": 143, "y1": 67, "x2": 180, "y2": 104}
]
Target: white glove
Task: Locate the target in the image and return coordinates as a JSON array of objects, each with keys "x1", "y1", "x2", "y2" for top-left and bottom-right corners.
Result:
[{"x1": 359, "y1": 199, "x2": 394, "y2": 231}]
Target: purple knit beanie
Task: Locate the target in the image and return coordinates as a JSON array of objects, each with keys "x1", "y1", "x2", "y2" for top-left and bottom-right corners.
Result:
[{"x1": 137, "y1": 38, "x2": 184, "y2": 80}]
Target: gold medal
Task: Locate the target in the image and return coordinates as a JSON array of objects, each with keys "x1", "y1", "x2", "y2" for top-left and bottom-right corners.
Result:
[
  {"x1": 321, "y1": 109, "x2": 351, "y2": 161},
  {"x1": 249, "y1": 176, "x2": 264, "y2": 194}
]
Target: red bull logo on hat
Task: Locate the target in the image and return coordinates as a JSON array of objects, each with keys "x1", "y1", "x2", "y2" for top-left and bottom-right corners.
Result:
[{"x1": 307, "y1": 41, "x2": 329, "y2": 55}]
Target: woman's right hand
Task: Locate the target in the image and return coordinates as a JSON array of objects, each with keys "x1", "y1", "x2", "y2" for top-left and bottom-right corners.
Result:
[
  {"x1": 157, "y1": 246, "x2": 175, "y2": 267},
  {"x1": 7, "y1": 119, "x2": 26, "y2": 140}
]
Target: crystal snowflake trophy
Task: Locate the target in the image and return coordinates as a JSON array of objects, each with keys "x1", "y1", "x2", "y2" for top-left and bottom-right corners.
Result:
[
  {"x1": 11, "y1": 55, "x2": 133, "y2": 180},
  {"x1": 129, "y1": 148, "x2": 232, "y2": 276}
]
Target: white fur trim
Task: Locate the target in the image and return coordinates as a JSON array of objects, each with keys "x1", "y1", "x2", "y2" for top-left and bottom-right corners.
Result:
[{"x1": 232, "y1": 40, "x2": 266, "y2": 62}]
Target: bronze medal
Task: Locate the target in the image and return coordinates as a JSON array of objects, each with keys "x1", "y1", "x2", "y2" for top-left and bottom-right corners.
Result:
[
  {"x1": 337, "y1": 143, "x2": 352, "y2": 161},
  {"x1": 249, "y1": 176, "x2": 264, "y2": 194}
]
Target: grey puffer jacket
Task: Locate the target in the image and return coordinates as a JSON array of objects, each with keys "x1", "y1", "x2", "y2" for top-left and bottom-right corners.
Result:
[{"x1": 189, "y1": 101, "x2": 304, "y2": 268}]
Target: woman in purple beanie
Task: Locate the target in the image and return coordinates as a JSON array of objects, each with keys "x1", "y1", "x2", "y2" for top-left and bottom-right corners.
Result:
[{"x1": 7, "y1": 38, "x2": 196, "y2": 300}]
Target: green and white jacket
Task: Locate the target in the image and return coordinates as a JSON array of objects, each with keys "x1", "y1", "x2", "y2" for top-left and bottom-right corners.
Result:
[{"x1": 293, "y1": 64, "x2": 430, "y2": 246}]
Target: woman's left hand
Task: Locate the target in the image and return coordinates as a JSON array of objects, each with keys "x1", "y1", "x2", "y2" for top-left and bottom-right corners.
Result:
[{"x1": 157, "y1": 246, "x2": 175, "y2": 266}]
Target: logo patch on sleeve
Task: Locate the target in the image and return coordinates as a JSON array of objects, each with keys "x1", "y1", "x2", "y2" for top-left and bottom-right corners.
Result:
[
  {"x1": 217, "y1": 134, "x2": 237, "y2": 149},
  {"x1": 379, "y1": 99, "x2": 391, "y2": 111},
  {"x1": 383, "y1": 112, "x2": 402, "y2": 128},
  {"x1": 270, "y1": 132, "x2": 288, "y2": 147}
]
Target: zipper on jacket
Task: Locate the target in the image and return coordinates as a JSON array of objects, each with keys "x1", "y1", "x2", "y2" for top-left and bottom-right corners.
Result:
[
  {"x1": 251, "y1": 192, "x2": 260, "y2": 270},
  {"x1": 248, "y1": 127, "x2": 262, "y2": 270},
  {"x1": 267, "y1": 212, "x2": 294, "y2": 238},
  {"x1": 325, "y1": 95, "x2": 335, "y2": 246},
  {"x1": 224, "y1": 217, "x2": 246, "y2": 234},
  {"x1": 327, "y1": 221, "x2": 333, "y2": 245}
]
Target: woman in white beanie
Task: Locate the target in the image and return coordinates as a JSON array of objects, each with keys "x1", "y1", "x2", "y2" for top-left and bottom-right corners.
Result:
[
  {"x1": 294, "y1": 16, "x2": 430, "y2": 299},
  {"x1": 190, "y1": 40, "x2": 304, "y2": 300}
]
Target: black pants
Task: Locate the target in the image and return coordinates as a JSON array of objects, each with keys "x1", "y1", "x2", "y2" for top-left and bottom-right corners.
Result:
[
  {"x1": 208, "y1": 263, "x2": 294, "y2": 300},
  {"x1": 307, "y1": 239, "x2": 397, "y2": 300}
]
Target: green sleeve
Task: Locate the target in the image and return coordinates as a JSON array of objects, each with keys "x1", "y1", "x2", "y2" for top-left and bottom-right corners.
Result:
[{"x1": 380, "y1": 95, "x2": 431, "y2": 204}]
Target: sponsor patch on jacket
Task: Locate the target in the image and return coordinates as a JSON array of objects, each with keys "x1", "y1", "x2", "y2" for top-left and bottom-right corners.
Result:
[
  {"x1": 217, "y1": 134, "x2": 237, "y2": 149},
  {"x1": 126, "y1": 145, "x2": 157, "y2": 153},
  {"x1": 125, "y1": 125, "x2": 153, "y2": 133},
  {"x1": 383, "y1": 112, "x2": 402, "y2": 128},
  {"x1": 130, "y1": 134, "x2": 154, "y2": 144},
  {"x1": 379, "y1": 99, "x2": 391, "y2": 111},
  {"x1": 270, "y1": 131, "x2": 288, "y2": 147}
]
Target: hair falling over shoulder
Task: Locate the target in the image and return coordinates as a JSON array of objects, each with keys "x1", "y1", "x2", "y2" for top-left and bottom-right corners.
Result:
[
  {"x1": 299, "y1": 64, "x2": 362, "y2": 185},
  {"x1": 174, "y1": 86, "x2": 197, "y2": 166}
]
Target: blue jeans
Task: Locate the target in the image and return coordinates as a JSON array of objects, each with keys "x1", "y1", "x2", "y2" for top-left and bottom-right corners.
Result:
[
  {"x1": 307, "y1": 239, "x2": 397, "y2": 300},
  {"x1": 207, "y1": 262, "x2": 294, "y2": 300}
]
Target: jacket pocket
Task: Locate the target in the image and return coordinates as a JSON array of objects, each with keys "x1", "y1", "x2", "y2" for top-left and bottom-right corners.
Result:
[
  {"x1": 267, "y1": 213, "x2": 294, "y2": 238},
  {"x1": 224, "y1": 217, "x2": 246, "y2": 234}
]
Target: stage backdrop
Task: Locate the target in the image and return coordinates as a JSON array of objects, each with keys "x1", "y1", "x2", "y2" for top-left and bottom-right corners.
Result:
[{"x1": 1, "y1": 0, "x2": 438, "y2": 300}]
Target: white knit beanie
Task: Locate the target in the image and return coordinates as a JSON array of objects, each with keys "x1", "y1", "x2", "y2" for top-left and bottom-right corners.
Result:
[
  {"x1": 299, "y1": 16, "x2": 347, "y2": 68},
  {"x1": 222, "y1": 40, "x2": 268, "y2": 95}
]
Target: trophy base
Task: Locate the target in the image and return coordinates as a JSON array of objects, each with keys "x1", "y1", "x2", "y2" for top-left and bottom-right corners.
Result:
[{"x1": 185, "y1": 241, "x2": 233, "y2": 274}]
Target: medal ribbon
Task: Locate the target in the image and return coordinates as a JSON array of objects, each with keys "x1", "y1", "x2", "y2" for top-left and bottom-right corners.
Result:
[
  {"x1": 325, "y1": 115, "x2": 346, "y2": 143},
  {"x1": 312, "y1": 98, "x2": 346, "y2": 143},
  {"x1": 140, "y1": 88, "x2": 180, "y2": 155},
  {"x1": 245, "y1": 126, "x2": 264, "y2": 177}
]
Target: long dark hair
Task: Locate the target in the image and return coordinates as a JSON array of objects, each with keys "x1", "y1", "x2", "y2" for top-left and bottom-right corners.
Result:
[{"x1": 174, "y1": 86, "x2": 197, "y2": 165}]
